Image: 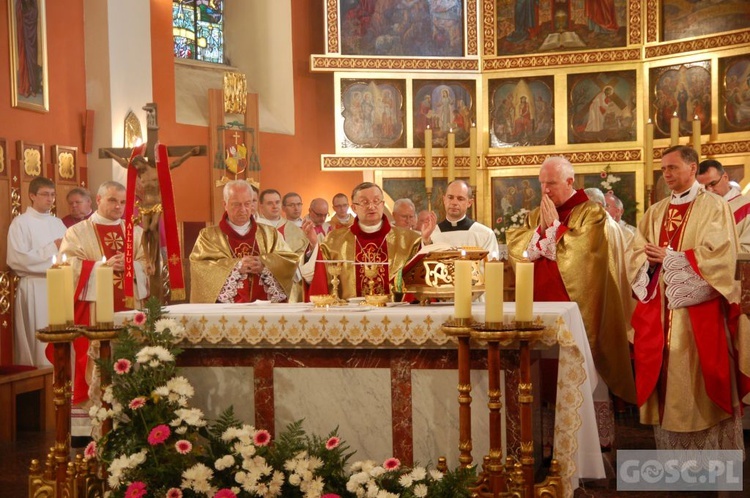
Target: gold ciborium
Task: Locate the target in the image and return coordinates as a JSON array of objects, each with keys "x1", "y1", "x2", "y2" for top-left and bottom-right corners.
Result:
[{"x1": 362, "y1": 262, "x2": 389, "y2": 305}]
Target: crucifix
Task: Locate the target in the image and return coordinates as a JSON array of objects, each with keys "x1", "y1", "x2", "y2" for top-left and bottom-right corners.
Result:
[{"x1": 98, "y1": 103, "x2": 207, "y2": 302}]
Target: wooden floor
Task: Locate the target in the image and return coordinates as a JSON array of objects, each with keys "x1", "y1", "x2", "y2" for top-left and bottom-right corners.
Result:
[{"x1": 1, "y1": 414, "x2": 748, "y2": 497}]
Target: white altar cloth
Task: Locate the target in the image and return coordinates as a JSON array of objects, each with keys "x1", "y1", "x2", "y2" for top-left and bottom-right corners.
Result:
[{"x1": 117, "y1": 301, "x2": 604, "y2": 497}]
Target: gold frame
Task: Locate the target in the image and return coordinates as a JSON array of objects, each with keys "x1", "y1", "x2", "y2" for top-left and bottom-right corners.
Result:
[
  {"x1": 52, "y1": 145, "x2": 78, "y2": 185},
  {"x1": 7, "y1": 0, "x2": 49, "y2": 112}
]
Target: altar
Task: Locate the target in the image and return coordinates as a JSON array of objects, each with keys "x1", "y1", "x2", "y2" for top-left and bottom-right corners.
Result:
[{"x1": 117, "y1": 301, "x2": 605, "y2": 496}]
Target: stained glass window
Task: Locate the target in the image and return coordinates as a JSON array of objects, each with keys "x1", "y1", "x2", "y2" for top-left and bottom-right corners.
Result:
[{"x1": 173, "y1": 0, "x2": 224, "y2": 64}]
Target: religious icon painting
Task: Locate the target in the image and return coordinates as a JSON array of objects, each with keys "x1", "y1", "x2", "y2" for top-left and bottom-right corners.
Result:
[
  {"x1": 52, "y1": 145, "x2": 78, "y2": 185},
  {"x1": 413, "y1": 79, "x2": 476, "y2": 148},
  {"x1": 494, "y1": 0, "x2": 627, "y2": 57},
  {"x1": 491, "y1": 175, "x2": 541, "y2": 242},
  {"x1": 0, "y1": 138, "x2": 7, "y2": 177},
  {"x1": 340, "y1": 79, "x2": 406, "y2": 149},
  {"x1": 339, "y1": 0, "x2": 464, "y2": 57},
  {"x1": 7, "y1": 0, "x2": 49, "y2": 112},
  {"x1": 382, "y1": 176, "x2": 463, "y2": 222},
  {"x1": 661, "y1": 0, "x2": 750, "y2": 42},
  {"x1": 567, "y1": 70, "x2": 636, "y2": 144},
  {"x1": 579, "y1": 170, "x2": 637, "y2": 225},
  {"x1": 719, "y1": 54, "x2": 750, "y2": 133},
  {"x1": 16, "y1": 141, "x2": 44, "y2": 179},
  {"x1": 649, "y1": 61, "x2": 711, "y2": 140},
  {"x1": 488, "y1": 76, "x2": 554, "y2": 148}
]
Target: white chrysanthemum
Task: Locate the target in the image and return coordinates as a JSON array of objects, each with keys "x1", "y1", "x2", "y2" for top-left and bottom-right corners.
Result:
[
  {"x1": 413, "y1": 483, "x2": 428, "y2": 497},
  {"x1": 369, "y1": 466, "x2": 386, "y2": 478},
  {"x1": 215, "y1": 454, "x2": 235, "y2": 471},
  {"x1": 429, "y1": 469, "x2": 444, "y2": 481},
  {"x1": 398, "y1": 474, "x2": 413, "y2": 487},
  {"x1": 289, "y1": 473, "x2": 301, "y2": 485},
  {"x1": 182, "y1": 463, "x2": 215, "y2": 494},
  {"x1": 222, "y1": 427, "x2": 242, "y2": 442},
  {"x1": 175, "y1": 426, "x2": 188, "y2": 434},
  {"x1": 376, "y1": 490, "x2": 398, "y2": 498},
  {"x1": 171, "y1": 407, "x2": 206, "y2": 427},
  {"x1": 308, "y1": 455, "x2": 323, "y2": 471},
  {"x1": 103, "y1": 386, "x2": 114, "y2": 403},
  {"x1": 135, "y1": 345, "x2": 174, "y2": 364},
  {"x1": 410, "y1": 467, "x2": 427, "y2": 481},
  {"x1": 166, "y1": 376, "x2": 194, "y2": 397},
  {"x1": 149, "y1": 359, "x2": 160, "y2": 368},
  {"x1": 154, "y1": 318, "x2": 178, "y2": 334}
]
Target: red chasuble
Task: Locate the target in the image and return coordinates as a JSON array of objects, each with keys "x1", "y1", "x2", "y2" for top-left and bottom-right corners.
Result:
[
  {"x1": 94, "y1": 224, "x2": 129, "y2": 312},
  {"x1": 351, "y1": 216, "x2": 391, "y2": 296},
  {"x1": 531, "y1": 189, "x2": 589, "y2": 302},
  {"x1": 219, "y1": 214, "x2": 268, "y2": 303}
]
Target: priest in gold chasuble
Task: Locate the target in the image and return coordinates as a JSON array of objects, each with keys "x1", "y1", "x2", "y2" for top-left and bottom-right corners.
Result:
[
  {"x1": 190, "y1": 181, "x2": 298, "y2": 303},
  {"x1": 302, "y1": 182, "x2": 424, "y2": 300},
  {"x1": 507, "y1": 157, "x2": 636, "y2": 405},
  {"x1": 628, "y1": 145, "x2": 750, "y2": 450}
]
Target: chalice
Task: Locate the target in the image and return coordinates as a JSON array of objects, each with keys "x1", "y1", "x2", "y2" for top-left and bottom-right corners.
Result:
[
  {"x1": 328, "y1": 262, "x2": 345, "y2": 303},
  {"x1": 363, "y1": 263, "x2": 379, "y2": 296}
]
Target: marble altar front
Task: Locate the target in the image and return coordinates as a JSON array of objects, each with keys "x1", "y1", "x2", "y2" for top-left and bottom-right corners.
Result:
[{"x1": 117, "y1": 301, "x2": 604, "y2": 497}]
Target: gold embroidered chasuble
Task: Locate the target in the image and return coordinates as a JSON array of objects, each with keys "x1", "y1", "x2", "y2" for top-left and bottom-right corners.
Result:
[
  {"x1": 318, "y1": 222, "x2": 422, "y2": 300},
  {"x1": 507, "y1": 199, "x2": 636, "y2": 404},
  {"x1": 628, "y1": 190, "x2": 750, "y2": 434},
  {"x1": 189, "y1": 223, "x2": 299, "y2": 303}
]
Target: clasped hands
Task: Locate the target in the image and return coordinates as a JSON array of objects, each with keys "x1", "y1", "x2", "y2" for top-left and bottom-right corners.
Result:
[
  {"x1": 239, "y1": 255, "x2": 263, "y2": 276},
  {"x1": 539, "y1": 194, "x2": 559, "y2": 232},
  {"x1": 644, "y1": 243, "x2": 667, "y2": 265}
]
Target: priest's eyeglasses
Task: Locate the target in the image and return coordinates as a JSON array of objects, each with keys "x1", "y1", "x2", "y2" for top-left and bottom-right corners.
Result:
[
  {"x1": 353, "y1": 199, "x2": 383, "y2": 209},
  {"x1": 703, "y1": 175, "x2": 725, "y2": 189}
]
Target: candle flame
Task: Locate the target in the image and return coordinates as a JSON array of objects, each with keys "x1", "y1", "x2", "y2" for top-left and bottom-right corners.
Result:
[
  {"x1": 522, "y1": 250, "x2": 529, "y2": 259},
  {"x1": 647, "y1": 118, "x2": 652, "y2": 124},
  {"x1": 694, "y1": 115, "x2": 699, "y2": 120},
  {"x1": 490, "y1": 251, "x2": 498, "y2": 261},
  {"x1": 673, "y1": 111, "x2": 678, "y2": 117},
  {"x1": 426, "y1": 124, "x2": 430, "y2": 129},
  {"x1": 61, "y1": 253, "x2": 67, "y2": 264},
  {"x1": 51, "y1": 254, "x2": 57, "y2": 266},
  {"x1": 101, "y1": 256, "x2": 107, "y2": 263},
  {"x1": 460, "y1": 249, "x2": 467, "y2": 258}
]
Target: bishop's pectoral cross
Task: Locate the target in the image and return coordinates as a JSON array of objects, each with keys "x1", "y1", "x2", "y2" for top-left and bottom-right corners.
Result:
[{"x1": 98, "y1": 103, "x2": 207, "y2": 302}]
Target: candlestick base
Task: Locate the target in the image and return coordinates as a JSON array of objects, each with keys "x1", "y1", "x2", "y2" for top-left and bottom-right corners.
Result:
[
  {"x1": 82, "y1": 323, "x2": 123, "y2": 341},
  {"x1": 36, "y1": 326, "x2": 82, "y2": 343},
  {"x1": 441, "y1": 319, "x2": 476, "y2": 337}
]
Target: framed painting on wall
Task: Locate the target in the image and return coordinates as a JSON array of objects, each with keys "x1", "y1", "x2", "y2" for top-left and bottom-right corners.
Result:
[
  {"x1": 7, "y1": 0, "x2": 49, "y2": 112},
  {"x1": 494, "y1": 0, "x2": 627, "y2": 57},
  {"x1": 340, "y1": 0, "x2": 464, "y2": 57},
  {"x1": 16, "y1": 141, "x2": 44, "y2": 179},
  {"x1": 578, "y1": 169, "x2": 637, "y2": 225},
  {"x1": 340, "y1": 79, "x2": 406, "y2": 149},
  {"x1": 52, "y1": 145, "x2": 78, "y2": 185},
  {"x1": 567, "y1": 70, "x2": 637, "y2": 144},
  {"x1": 413, "y1": 79, "x2": 476, "y2": 148},
  {"x1": 661, "y1": 0, "x2": 750, "y2": 42},
  {"x1": 0, "y1": 138, "x2": 8, "y2": 177},
  {"x1": 649, "y1": 61, "x2": 711, "y2": 140},
  {"x1": 719, "y1": 54, "x2": 750, "y2": 134},
  {"x1": 488, "y1": 76, "x2": 554, "y2": 148}
]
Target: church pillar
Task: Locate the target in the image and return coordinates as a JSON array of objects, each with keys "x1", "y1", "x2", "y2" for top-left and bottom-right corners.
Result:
[{"x1": 84, "y1": 0, "x2": 154, "y2": 192}]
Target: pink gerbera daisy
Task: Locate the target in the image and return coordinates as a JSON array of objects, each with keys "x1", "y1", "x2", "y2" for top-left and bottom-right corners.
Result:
[
  {"x1": 253, "y1": 429, "x2": 271, "y2": 446},
  {"x1": 147, "y1": 424, "x2": 171, "y2": 445},
  {"x1": 129, "y1": 397, "x2": 147, "y2": 410},
  {"x1": 114, "y1": 358, "x2": 132, "y2": 375},
  {"x1": 213, "y1": 490, "x2": 238, "y2": 498},
  {"x1": 166, "y1": 488, "x2": 183, "y2": 498},
  {"x1": 325, "y1": 436, "x2": 340, "y2": 450},
  {"x1": 600, "y1": 171, "x2": 607, "y2": 178},
  {"x1": 322, "y1": 495, "x2": 342, "y2": 498},
  {"x1": 133, "y1": 312, "x2": 147, "y2": 326},
  {"x1": 383, "y1": 457, "x2": 401, "y2": 471},
  {"x1": 124, "y1": 481, "x2": 147, "y2": 498},
  {"x1": 175, "y1": 439, "x2": 192, "y2": 454},
  {"x1": 83, "y1": 440, "x2": 97, "y2": 460}
]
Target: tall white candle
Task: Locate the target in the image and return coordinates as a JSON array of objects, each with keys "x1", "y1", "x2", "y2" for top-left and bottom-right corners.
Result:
[
  {"x1": 424, "y1": 126, "x2": 433, "y2": 190},
  {"x1": 515, "y1": 253, "x2": 534, "y2": 322},
  {"x1": 60, "y1": 254, "x2": 74, "y2": 324},
  {"x1": 670, "y1": 111, "x2": 679, "y2": 146},
  {"x1": 485, "y1": 261, "x2": 504, "y2": 324},
  {"x1": 469, "y1": 124, "x2": 477, "y2": 187},
  {"x1": 692, "y1": 115, "x2": 701, "y2": 161},
  {"x1": 645, "y1": 119, "x2": 654, "y2": 188},
  {"x1": 454, "y1": 258, "x2": 472, "y2": 319},
  {"x1": 96, "y1": 257, "x2": 114, "y2": 324},
  {"x1": 447, "y1": 129, "x2": 455, "y2": 182},
  {"x1": 46, "y1": 256, "x2": 66, "y2": 327}
]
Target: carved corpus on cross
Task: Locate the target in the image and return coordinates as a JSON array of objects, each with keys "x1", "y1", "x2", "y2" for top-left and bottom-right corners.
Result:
[{"x1": 98, "y1": 103, "x2": 207, "y2": 303}]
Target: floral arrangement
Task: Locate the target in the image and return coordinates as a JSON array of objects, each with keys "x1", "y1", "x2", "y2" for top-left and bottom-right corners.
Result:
[
  {"x1": 589, "y1": 164, "x2": 638, "y2": 223},
  {"x1": 87, "y1": 298, "x2": 475, "y2": 497},
  {"x1": 494, "y1": 208, "x2": 530, "y2": 244}
]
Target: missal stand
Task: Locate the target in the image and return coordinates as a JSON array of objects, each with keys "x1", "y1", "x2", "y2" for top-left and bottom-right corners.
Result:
[{"x1": 442, "y1": 318, "x2": 563, "y2": 497}]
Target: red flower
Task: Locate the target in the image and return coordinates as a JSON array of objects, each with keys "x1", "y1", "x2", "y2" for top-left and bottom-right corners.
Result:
[
  {"x1": 133, "y1": 312, "x2": 147, "y2": 326},
  {"x1": 125, "y1": 481, "x2": 147, "y2": 498},
  {"x1": 114, "y1": 358, "x2": 132, "y2": 375},
  {"x1": 84, "y1": 441, "x2": 97, "y2": 460},
  {"x1": 383, "y1": 457, "x2": 401, "y2": 470},
  {"x1": 326, "y1": 436, "x2": 341, "y2": 450},
  {"x1": 175, "y1": 439, "x2": 192, "y2": 454},
  {"x1": 322, "y1": 495, "x2": 342, "y2": 498},
  {"x1": 600, "y1": 171, "x2": 607, "y2": 178},
  {"x1": 166, "y1": 489, "x2": 183, "y2": 498},
  {"x1": 214, "y1": 490, "x2": 238, "y2": 498},
  {"x1": 253, "y1": 429, "x2": 271, "y2": 446},
  {"x1": 129, "y1": 397, "x2": 147, "y2": 410},
  {"x1": 147, "y1": 424, "x2": 171, "y2": 445}
]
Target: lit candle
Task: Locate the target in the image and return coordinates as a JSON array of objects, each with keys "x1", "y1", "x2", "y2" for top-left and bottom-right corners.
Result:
[
  {"x1": 692, "y1": 115, "x2": 701, "y2": 161},
  {"x1": 645, "y1": 119, "x2": 654, "y2": 188},
  {"x1": 514, "y1": 251, "x2": 534, "y2": 323},
  {"x1": 96, "y1": 256, "x2": 114, "y2": 325},
  {"x1": 424, "y1": 126, "x2": 433, "y2": 190},
  {"x1": 485, "y1": 260, "x2": 504, "y2": 324},
  {"x1": 447, "y1": 128, "x2": 455, "y2": 182},
  {"x1": 670, "y1": 111, "x2": 679, "y2": 146},
  {"x1": 469, "y1": 123, "x2": 477, "y2": 188},
  {"x1": 60, "y1": 254, "x2": 74, "y2": 324},
  {"x1": 453, "y1": 251, "x2": 472, "y2": 319},
  {"x1": 46, "y1": 256, "x2": 66, "y2": 327}
]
